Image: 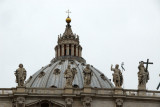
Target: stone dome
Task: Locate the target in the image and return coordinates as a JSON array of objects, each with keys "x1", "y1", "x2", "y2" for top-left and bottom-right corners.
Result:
[
  {"x1": 25, "y1": 16, "x2": 114, "y2": 89},
  {"x1": 25, "y1": 59, "x2": 113, "y2": 88}
]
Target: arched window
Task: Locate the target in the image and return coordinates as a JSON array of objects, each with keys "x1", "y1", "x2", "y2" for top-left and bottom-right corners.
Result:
[{"x1": 41, "y1": 103, "x2": 49, "y2": 107}]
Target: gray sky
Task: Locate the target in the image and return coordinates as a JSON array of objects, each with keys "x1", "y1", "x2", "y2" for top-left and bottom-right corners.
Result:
[{"x1": 0, "y1": 0, "x2": 160, "y2": 90}]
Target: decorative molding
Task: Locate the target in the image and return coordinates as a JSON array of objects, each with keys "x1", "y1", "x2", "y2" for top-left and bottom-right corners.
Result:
[
  {"x1": 82, "y1": 97, "x2": 92, "y2": 107},
  {"x1": 65, "y1": 98, "x2": 73, "y2": 107},
  {"x1": 115, "y1": 99, "x2": 123, "y2": 107}
]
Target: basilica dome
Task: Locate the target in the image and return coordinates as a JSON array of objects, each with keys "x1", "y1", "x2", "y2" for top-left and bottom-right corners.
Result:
[{"x1": 25, "y1": 17, "x2": 114, "y2": 89}]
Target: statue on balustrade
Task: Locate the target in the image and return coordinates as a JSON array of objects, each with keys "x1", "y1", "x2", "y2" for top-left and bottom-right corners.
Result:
[
  {"x1": 64, "y1": 65, "x2": 77, "y2": 88},
  {"x1": 15, "y1": 64, "x2": 27, "y2": 87},
  {"x1": 138, "y1": 61, "x2": 149, "y2": 88},
  {"x1": 83, "y1": 64, "x2": 93, "y2": 87},
  {"x1": 111, "y1": 64, "x2": 123, "y2": 88}
]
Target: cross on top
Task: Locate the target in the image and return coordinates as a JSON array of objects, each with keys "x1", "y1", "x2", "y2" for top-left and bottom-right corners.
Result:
[
  {"x1": 140, "y1": 59, "x2": 153, "y2": 72},
  {"x1": 66, "y1": 9, "x2": 71, "y2": 17}
]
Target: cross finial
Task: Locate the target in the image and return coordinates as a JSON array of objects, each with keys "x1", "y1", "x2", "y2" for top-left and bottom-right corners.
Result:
[{"x1": 66, "y1": 9, "x2": 71, "y2": 17}]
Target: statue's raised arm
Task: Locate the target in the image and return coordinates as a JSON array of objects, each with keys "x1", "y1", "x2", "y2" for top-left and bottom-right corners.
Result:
[
  {"x1": 111, "y1": 64, "x2": 123, "y2": 88},
  {"x1": 111, "y1": 64, "x2": 115, "y2": 71}
]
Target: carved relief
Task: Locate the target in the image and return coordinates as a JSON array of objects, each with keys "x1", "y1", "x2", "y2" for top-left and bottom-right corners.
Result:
[
  {"x1": 53, "y1": 68, "x2": 61, "y2": 75},
  {"x1": 82, "y1": 97, "x2": 92, "y2": 107},
  {"x1": 65, "y1": 98, "x2": 73, "y2": 107},
  {"x1": 115, "y1": 99, "x2": 123, "y2": 107},
  {"x1": 39, "y1": 71, "x2": 45, "y2": 78},
  {"x1": 12, "y1": 97, "x2": 25, "y2": 107},
  {"x1": 100, "y1": 74, "x2": 107, "y2": 81}
]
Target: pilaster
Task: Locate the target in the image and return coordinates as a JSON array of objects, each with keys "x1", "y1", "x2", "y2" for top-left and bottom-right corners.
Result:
[
  {"x1": 76, "y1": 45, "x2": 78, "y2": 56},
  {"x1": 67, "y1": 44, "x2": 69, "y2": 55},
  {"x1": 62, "y1": 44, "x2": 64, "y2": 56},
  {"x1": 71, "y1": 44, "x2": 74, "y2": 56}
]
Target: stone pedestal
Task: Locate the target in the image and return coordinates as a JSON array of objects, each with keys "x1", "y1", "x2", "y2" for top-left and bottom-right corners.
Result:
[
  {"x1": 138, "y1": 85, "x2": 146, "y2": 96},
  {"x1": 138, "y1": 85, "x2": 146, "y2": 90},
  {"x1": 83, "y1": 86, "x2": 92, "y2": 93},
  {"x1": 138, "y1": 89, "x2": 146, "y2": 96},
  {"x1": 16, "y1": 86, "x2": 26, "y2": 93},
  {"x1": 64, "y1": 88, "x2": 73, "y2": 94},
  {"x1": 114, "y1": 88, "x2": 123, "y2": 95}
]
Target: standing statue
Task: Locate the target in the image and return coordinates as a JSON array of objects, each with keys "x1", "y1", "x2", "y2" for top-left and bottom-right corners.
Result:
[
  {"x1": 15, "y1": 64, "x2": 27, "y2": 87},
  {"x1": 64, "y1": 65, "x2": 77, "y2": 88},
  {"x1": 138, "y1": 62, "x2": 149, "y2": 88},
  {"x1": 111, "y1": 64, "x2": 123, "y2": 88},
  {"x1": 83, "y1": 64, "x2": 93, "y2": 86}
]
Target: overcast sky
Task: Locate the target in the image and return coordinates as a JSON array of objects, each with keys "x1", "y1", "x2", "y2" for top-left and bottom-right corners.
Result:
[{"x1": 0, "y1": 0, "x2": 160, "y2": 90}]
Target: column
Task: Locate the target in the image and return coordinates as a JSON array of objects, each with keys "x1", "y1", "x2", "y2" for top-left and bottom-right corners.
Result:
[
  {"x1": 79, "y1": 47, "x2": 82, "y2": 57},
  {"x1": 71, "y1": 44, "x2": 74, "y2": 56},
  {"x1": 55, "y1": 47, "x2": 57, "y2": 57},
  {"x1": 62, "y1": 44, "x2": 64, "y2": 56},
  {"x1": 76, "y1": 45, "x2": 78, "y2": 56},
  {"x1": 66, "y1": 44, "x2": 69, "y2": 55},
  {"x1": 58, "y1": 45, "x2": 60, "y2": 57}
]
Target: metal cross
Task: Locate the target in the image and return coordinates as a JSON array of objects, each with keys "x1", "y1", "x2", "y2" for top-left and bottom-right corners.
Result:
[
  {"x1": 66, "y1": 9, "x2": 71, "y2": 17},
  {"x1": 140, "y1": 59, "x2": 153, "y2": 72}
]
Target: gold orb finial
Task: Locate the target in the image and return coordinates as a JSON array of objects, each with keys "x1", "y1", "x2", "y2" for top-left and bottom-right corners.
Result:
[{"x1": 66, "y1": 16, "x2": 71, "y2": 23}]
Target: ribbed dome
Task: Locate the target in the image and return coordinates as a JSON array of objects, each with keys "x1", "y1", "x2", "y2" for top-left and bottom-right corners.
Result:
[
  {"x1": 25, "y1": 16, "x2": 114, "y2": 89},
  {"x1": 25, "y1": 59, "x2": 114, "y2": 88}
]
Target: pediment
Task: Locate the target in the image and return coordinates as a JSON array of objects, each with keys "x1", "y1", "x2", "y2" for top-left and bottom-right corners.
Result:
[{"x1": 26, "y1": 100, "x2": 65, "y2": 107}]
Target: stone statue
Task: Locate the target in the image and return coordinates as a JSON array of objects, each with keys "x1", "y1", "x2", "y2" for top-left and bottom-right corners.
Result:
[
  {"x1": 64, "y1": 65, "x2": 77, "y2": 88},
  {"x1": 111, "y1": 64, "x2": 123, "y2": 88},
  {"x1": 15, "y1": 64, "x2": 27, "y2": 87},
  {"x1": 138, "y1": 62, "x2": 149, "y2": 88},
  {"x1": 83, "y1": 64, "x2": 93, "y2": 86}
]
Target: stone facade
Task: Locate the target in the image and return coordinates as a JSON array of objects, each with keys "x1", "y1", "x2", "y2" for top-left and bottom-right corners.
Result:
[{"x1": 0, "y1": 87, "x2": 160, "y2": 107}]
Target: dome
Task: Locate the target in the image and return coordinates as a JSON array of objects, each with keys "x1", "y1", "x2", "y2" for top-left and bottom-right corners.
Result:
[
  {"x1": 25, "y1": 16, "x2": 114, "y2": 89},
  {"x1": 25, "y1": 59, "x2": 113, "y2": 88}
]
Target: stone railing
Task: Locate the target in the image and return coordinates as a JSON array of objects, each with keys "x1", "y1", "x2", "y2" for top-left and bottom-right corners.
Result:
[
  {"x1": 124, "y1": 89, "x2": 160, "y2": 97},
  {"x1": 0, "y1": 88, "x2": 13, "y2": 95},
  {"x1": 0, "y1": 88, "x2": 160, "y2": 97}
]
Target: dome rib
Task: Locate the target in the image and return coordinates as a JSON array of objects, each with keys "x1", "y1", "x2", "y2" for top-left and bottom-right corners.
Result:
[
  {"x1": 45, "y1": 61, "x2": 60, "y2": 88},
  {"x1": 91, "y1": 67, "x2": 103, "y2": 88}
]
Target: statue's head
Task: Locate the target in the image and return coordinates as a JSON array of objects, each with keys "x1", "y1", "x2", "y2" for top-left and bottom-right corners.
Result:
[
  {"x1": 86, "y1": 64, "x2": 90, "y2": 69},
  {"x1": 139, "y1": 61, "x2": 144, "y2": 67},
  {"x1": 115, "y1": 64, "x2": 119, "y2": 68},
  {"x1": 19, "y1": 64, "x2": 23, "y2": 68},
  {"x1": 68, "y1": 65, "x2": 71, "y2": 69}
]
